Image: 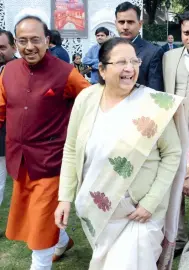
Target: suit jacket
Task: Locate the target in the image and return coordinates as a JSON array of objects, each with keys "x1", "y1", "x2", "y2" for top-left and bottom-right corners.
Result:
[
  {"x1": 162, "y1": 43, "x2": 178, "y2": 53},
  {"x1": 49, "y1": 45, "x2": 70, "y2": 63},
  {"x1": 163, "y1": 46, "x2": 185, "y2": 95},
  {"x1": 163, "y1": 46, "x2": 189, "y2": 133},
  {"x1": 133, "y1": 36, "x2": 164, "y2": 92}
]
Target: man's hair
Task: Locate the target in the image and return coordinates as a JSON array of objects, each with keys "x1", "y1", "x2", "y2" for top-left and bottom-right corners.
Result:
[
  {"x1": 95, "y1": 27, "x2": 109, "y2": 36},
  {"x1": 14, "y1": 16, "x2": 49, "y2": 37},
  {"x1": 115, "y1": 2, "x2": 141, "y2": 20},
  {"x1": 0, "y1": 30, "x2": 15, "y2": 46},
  {"x1": 49, "y1": 30, "x2": 62, "y2": 46},
  {"x1": 178, "y1": 11, "x2": 189, "y2": 25}
]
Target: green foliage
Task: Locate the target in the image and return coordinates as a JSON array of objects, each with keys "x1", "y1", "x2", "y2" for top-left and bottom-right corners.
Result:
[
  {"x1": 143, "y1": 24, "x2": 167, "y2": 41},
  {"x1": 169, "y1": 0, "x2": 189, "y2": 13},
  {"x1": 143, "y1": 23, "x2": 181, "y2": 42},
  {"x1": 0, "y1": 177, "x2": 186, "y2": 269}
]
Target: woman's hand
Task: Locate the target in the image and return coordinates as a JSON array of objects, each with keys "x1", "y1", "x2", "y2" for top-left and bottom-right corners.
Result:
[
  {"x1": 54, "y1": 201, "x2": 71, "y2": 230},
  {"x1": 127, "y1": 205, "x2": 152, "y2": 223}
]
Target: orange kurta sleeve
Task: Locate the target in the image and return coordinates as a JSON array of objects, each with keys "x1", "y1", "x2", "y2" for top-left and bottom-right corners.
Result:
[
  {"x1": 63, "y1": 67, "x2": 91, "y2": 98},
  {"x1": 0, "y1": 69, "x2": 6, "y2": 129}
]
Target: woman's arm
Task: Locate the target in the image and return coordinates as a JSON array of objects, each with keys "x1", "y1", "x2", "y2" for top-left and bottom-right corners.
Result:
[
  {"x1": 55, "y1": 94, "x2": 82, "y2": 229},
  {"x1": 139, "y1": 119, "x2": 182, "y2": 214},
  {"x1": 58, "y1": 97, "x2": 81, "y2": 202}
]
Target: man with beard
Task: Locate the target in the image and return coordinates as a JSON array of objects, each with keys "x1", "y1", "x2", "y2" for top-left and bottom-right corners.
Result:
[
  {"x1": 115, "y1": 2, "x2": 164, "y2": 91},
  {"x1": 0, "y1": 8, "x2": 90, "y2": 270},
  {"x1": 83, "y1": 27, "x2": 110, "y2": 84},
  {"x1": 0, "y1": 30, "x2": 16, "y2": 210}
]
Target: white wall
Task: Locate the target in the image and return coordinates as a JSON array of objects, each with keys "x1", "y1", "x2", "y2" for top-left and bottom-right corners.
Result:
[{"x1": 4, "y1": 0, "x2": 143, "y2": 59}]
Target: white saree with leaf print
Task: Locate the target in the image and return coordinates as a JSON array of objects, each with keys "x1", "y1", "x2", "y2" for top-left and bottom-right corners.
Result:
[{"x1": 72, "y1": 85, "x2": 184, "y2": 270}]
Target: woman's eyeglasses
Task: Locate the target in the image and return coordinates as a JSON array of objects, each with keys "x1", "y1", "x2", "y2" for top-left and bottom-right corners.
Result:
[{"x1": 103, "y1": 58, "x2": 142, "y2": 68}]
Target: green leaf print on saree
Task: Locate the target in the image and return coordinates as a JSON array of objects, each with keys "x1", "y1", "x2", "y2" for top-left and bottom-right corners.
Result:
[
  {"x1": 150, "y1": 93, "x2": 175, "y2": 110},
  {"x1": 81, "y1": 217, "x2": 96, "y2": 237},
  {"x1": 108, "y1": 157, "x2": 133, "y2": 179}
]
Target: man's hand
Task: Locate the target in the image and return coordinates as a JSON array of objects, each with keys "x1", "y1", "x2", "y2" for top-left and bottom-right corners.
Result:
[
  {"x1": 54, "y1": 201, "x2": 71, "y2": 230},
  {"x1": 127, "y1": 205, "x2": 152, "y2": 223},
  {"x1": 183, "y1": 177, "x2": 189, "y2": 196}
]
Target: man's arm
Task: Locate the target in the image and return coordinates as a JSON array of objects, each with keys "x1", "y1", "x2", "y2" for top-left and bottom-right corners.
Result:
[
  {"x1": 63, "y1": 68, "x2": 91, "y2": 99},
  {"x1": 83, "y1": 47, "x2": 99, "y2": 69},
  {"x1": 0, "y1": 70, "x2": 6, "y2": 129},
  {"x1": 147, "y1": 47, "x2": 164, "y2": 92}
]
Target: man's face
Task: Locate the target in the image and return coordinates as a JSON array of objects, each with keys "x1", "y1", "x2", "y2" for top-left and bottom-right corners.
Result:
[
  {"x1": 167, "y1": 35, "x2": 174, "y2": 43},
  {"x1": 181, "y1": 20, "x2": 189, "y2": 51},
  {"x1": 15, "y1": 18, "x2": 49, "y2": 65},
  {"x1": 0, "y1": 34, "x2": 16, "y2": 65},
  {"x1": 96, "y1": 32, "x2": 108, "y2": 44},
  {"x1": 115, "y1": 9, "x2": 142, "y2": 40}
]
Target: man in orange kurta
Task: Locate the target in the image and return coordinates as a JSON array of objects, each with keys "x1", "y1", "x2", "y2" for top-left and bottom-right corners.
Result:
[{"x1": 0, "y1": 8, "x2": 90, "y2": 270}]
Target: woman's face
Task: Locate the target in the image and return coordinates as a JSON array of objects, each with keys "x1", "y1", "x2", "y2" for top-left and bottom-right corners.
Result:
[
  {"x1": 99, "y1": 44, "x2": 140, "y2": 94},
  {"x1": 74, "y1": 55, "x2": 81, "y2": 64}
]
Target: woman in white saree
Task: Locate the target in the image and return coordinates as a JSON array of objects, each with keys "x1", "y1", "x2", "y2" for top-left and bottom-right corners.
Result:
[{"x1": 55, "y1": 38, "x2": 184, "y2": 270}]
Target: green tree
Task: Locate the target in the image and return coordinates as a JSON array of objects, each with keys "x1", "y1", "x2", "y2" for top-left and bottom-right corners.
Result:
[
  {"x1": 144, "y1": 0, "x2": 189, "y2": 25},
  {"x1": 171, "y1": 0, "x2": 189, "y2": 14},
  {"x1": 144, "y1": 0, "x2": 163, "y2": 24}
]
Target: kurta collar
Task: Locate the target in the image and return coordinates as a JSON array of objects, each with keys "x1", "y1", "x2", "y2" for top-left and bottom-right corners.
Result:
[{"x1": 22, "y1": 50, "x2": 51, "y2": 71}]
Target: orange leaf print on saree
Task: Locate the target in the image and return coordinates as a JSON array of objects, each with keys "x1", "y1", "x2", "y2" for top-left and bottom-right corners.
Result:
[{"x1": 133, "y1": 116, "x2": 158, "y2": 138}]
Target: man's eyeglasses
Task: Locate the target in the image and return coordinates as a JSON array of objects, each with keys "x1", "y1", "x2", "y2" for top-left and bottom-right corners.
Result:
[
  {"x1": 103, "y1": 58, "x2": 142, "y2": 68},
  {"x1": 15, "y1": 37, "x2": 45, "y2": 46}
]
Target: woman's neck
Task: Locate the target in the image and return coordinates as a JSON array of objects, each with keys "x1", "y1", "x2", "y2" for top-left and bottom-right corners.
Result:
[
  {"x1": 104, "y1": 85, "x2": 133, "y2": 100},
  {"x1": 100, "y1": 85, "x2": 135, "y2": 112}
]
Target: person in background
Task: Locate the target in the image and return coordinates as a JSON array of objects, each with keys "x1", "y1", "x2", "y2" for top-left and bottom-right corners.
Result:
[
  {"x1": 163, "y1": 11, "x2": 189, "y2": 260},
  {"x1": 0, "y1": 8, "x2": 90, "y2": 270},
  {"x1": 72, "y1": 53, "x2": 91, "y2": 77},
  {"x1": 49, "y1": 29, "x2": 70, "y2": 63},
  {"x1": 115, "y1": 1, "x2": 164, "y2": 91},
  {"x1": 83, "y1": 26, "x2": 109, "y2": 84},
  {"x1": 162, "y1": 34, "x2": 178, "y2": 53},
  {"x1": 0, "y1": 30, "x2": 16, "y2": 211},
  {"x1": 55, "y1": 37, "x2": 183, "y2": 270}
]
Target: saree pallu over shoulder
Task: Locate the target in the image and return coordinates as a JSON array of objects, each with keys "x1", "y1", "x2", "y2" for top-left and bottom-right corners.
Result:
[{"x1": 76, "y1": 87, "x2": 183, "y2": 248}]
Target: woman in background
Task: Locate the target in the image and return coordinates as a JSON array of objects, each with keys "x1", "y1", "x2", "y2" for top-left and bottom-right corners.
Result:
[{"x1": 72, "y1": 53, "x2": 91, "y2": 77}]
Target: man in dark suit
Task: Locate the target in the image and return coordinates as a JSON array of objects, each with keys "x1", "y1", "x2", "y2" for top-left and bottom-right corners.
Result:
[
  {"x1": 162, "y1": 34, "x2": 178, "y2": 53},
  {"x1": 115, "y1": 2, "x2": 164, "y2": 91},
  {"x1": 49, "y1": 30, "x2": 70, "y2": 63},
  {"x1": 0, "y1": 30, "x2": 16, "y2": 209}
]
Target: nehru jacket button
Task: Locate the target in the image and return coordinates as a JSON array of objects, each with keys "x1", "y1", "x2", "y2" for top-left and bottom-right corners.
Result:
[
  {"x1": 30, "y1": 72, "x2": 33, "y2": 75},
  {"x1": 24, "y1": 106, "x2": 28, "y2": 110},
  {"x1": 27, "y1": 89, "x2": 31, "y2": 93}
]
